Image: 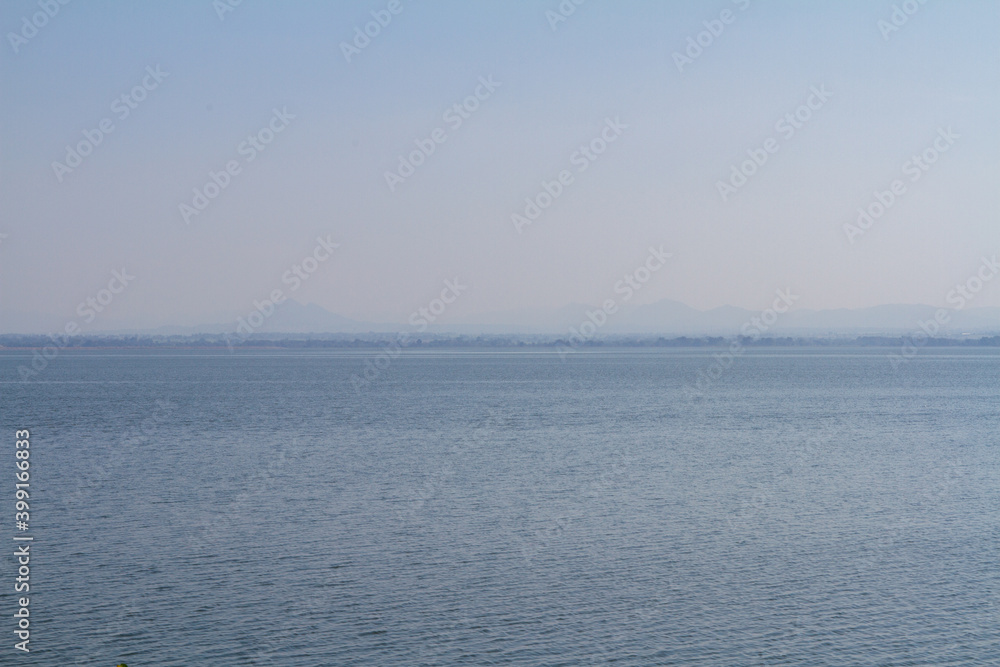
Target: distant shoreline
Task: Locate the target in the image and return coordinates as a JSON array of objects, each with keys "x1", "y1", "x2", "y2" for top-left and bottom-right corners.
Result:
[{"x1": 1, "y1": 333, "x2": 999, "y2": 349}]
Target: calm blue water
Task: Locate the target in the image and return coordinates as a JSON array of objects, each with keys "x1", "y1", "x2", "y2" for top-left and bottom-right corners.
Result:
[{"x1": 1, "y1": 348, "x2": 998, "y2": 665}]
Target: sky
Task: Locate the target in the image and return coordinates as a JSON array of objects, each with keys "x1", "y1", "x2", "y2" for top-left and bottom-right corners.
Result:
[{"x1": 1, "y1": 0, "x2": 998, "y2": 332}]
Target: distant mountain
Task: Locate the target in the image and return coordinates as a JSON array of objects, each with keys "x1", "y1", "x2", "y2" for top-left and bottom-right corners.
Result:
[
  {"x1": 445, "y1": 303, "x2": 609, "y2": 334},
  {"x1": 608, "y1": 299, "x2": 703, "y2": 332},
  {"x1": 4, "y1": 299, "x2": 998, "y2": 336},
  {"x1": 772, "y1": 304, "x2": 1000, "y2": 335},
  {"x1": 253, "y1": 300, "x2": 392, "y2": 334},
  {"x1": 449, "y1": 300, "x2": 1000, "y2": 336},
  {"x1": 433, "y1": 300, "x2": 997, "y2": 336}
]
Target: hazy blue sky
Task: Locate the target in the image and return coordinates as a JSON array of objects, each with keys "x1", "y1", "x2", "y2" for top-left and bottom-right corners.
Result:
[{"x1": 1, "y1": 0, "x2": 998, "y2": 331}]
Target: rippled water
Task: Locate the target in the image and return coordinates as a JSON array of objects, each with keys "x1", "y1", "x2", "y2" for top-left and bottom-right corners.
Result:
[{"x1": 1, "y1": 348, "x2": 998, "y2": 665}]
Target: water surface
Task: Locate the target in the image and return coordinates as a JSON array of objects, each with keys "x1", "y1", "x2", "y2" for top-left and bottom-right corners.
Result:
[{"x1": 1, "y1": 348, "x2": 997, "y2": 665}]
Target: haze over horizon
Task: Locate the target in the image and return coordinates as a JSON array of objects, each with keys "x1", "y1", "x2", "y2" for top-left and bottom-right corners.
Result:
[
  {"x1": 2, "y1": 0, "x2": 998, "y2": 334},
  {"x1": 4, "y1": 294, "x2": 1000, "y2": 337},
  {"x1": 4, "y1": 5, "x2": 1000, "y2": 663}
]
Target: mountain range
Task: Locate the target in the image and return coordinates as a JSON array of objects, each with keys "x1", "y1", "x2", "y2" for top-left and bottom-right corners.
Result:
[{"x1": 126, "y1": 299, "x2": 1000, "y2": 337}]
